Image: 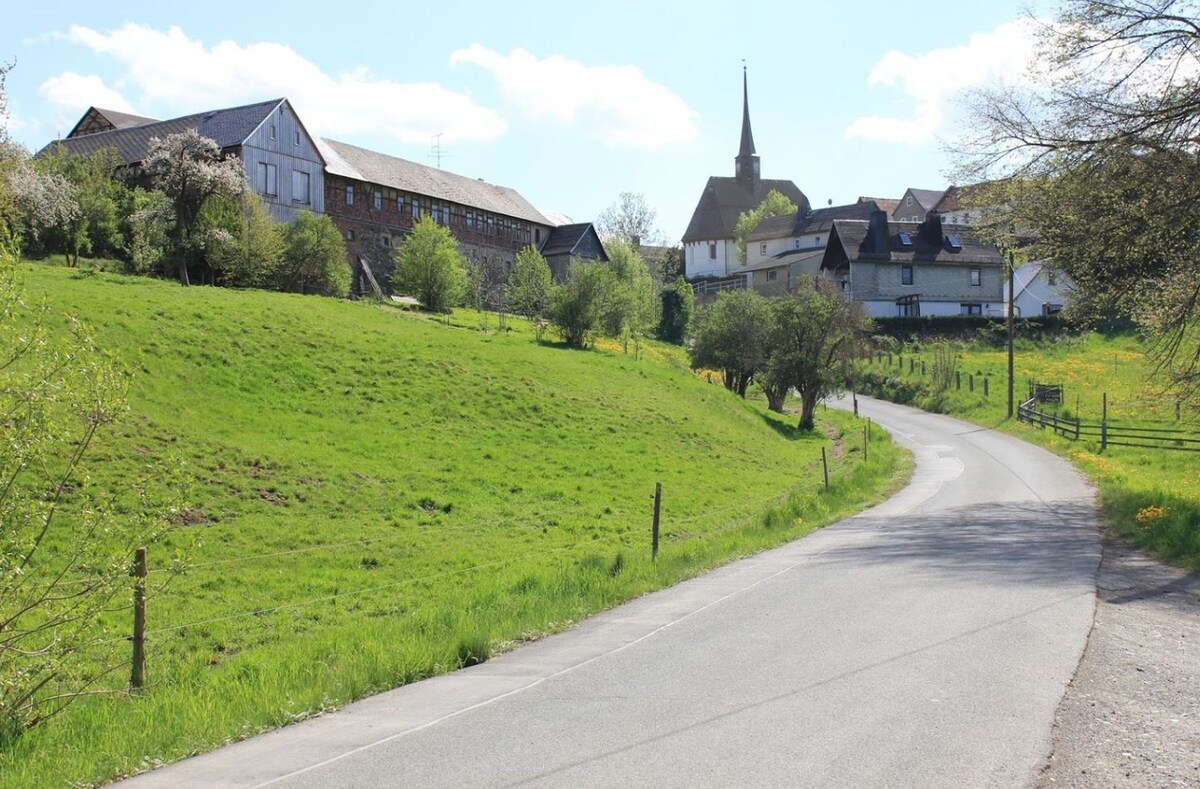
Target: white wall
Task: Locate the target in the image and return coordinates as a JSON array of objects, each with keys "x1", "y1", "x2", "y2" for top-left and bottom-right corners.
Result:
[
  {"x1": 685, "y1": 239, "x2": 736, "y2": 279},
  {"x1": 860, "y1": 300, "x2": 1000, "y2": 318}
]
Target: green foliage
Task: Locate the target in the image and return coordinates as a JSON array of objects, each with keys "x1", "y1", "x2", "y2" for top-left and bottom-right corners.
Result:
[
  {"x1": 758, "y1": 282, "x2": 869, "y2": 429},
  {"x1": 508, "y1": 245, "x2": 552, "y2": 318},
  {"x1": 391, "y1": 215, "x2": 467, "y2": 312},
  {"x1": 122, "y1": 188, "x2": 172, "y2": 277},
  {"x1": 690, "y1": 288, "x2": 771, "y2": 396},
  {"x1": 595, "y1": 191, "x2": 662, "y2": 248},
  {"x1": 657, "y1": 277, "x2": 694, "y2": 344},
  {"x1": 276, "y1": 211, "x2": 349, "y2": 297},
  {"x1": 204, "y1": 192, "x2": 284, "y2": 288},
  {"x1": 596, "y1": 239, "x2": 657, "y2": 339},
  {"x1": 0, "y1": 264, "x2": 907, "y2": 786},
  {"x1": 0, "y1": 241, "x2": 170, "y2": 745},
  {"x1": 33, "y1": 147, "x2": 128, "y2": 266},
  {"x1": 547, "y1": 258, "x2": 614, "y2": 347},
  {"x1": 143, "y1": 130, "x2": 247, "y2": 286},
  {"x1": 734, "y1": 190, "x2": 796, "y2": 265}
]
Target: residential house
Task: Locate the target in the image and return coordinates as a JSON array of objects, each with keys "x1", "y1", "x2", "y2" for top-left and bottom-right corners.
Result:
[
  {"x1": 740, "y1": 199, "x2": 893, "y2": 293},
  {"x1": 681, "y1": 69, "x2": 809, "y2": 280},
  {"x1": 892, "y1": 187, "x2": 947, "y2": 223},
  {"x1": 1005, "y1": 259, "x2": 1073, "y2": 317},
  {"x1": 47, "y1": 98, "x2": 326, "y2": 224},
  {"x1": 822, "y1": 211, "x2": 1005, "y2": 317}
]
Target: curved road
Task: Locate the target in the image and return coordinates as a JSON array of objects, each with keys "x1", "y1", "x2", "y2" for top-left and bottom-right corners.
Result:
[{"x1": 129, "y1": 395, "x2": 1100, "y2": 788}]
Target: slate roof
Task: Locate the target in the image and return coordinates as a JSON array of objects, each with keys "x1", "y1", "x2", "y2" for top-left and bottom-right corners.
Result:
[
  {"x1": 43, "y1": 99, "x2": 287, "y2": 165},
  {"x1": 744, "y1": 248, "x2": 823, "y2": 273},
  {"x1": 67, "y1": 107, "x2": 160, "y2": 138},
  {"x1": 682, "y1": 177, "x2": 810, "y2": 244},
  {"x1": 320, "y1": 138, "x2": 553, "y2": 226},
  {"x1": 746, "y1": 199, "x2": 886, "y2": 242},
  {"x1": 540, "y1": 223, "x2": 608, "y2": 260},
  {"x1": 825, "y1": 218, "x2": 1003, "y2": 268},
  {"x1": 858, "y1": 196, "x2": 900, "y2": 214},
  {"x1": 901, "y1": 188, "x2": 948, "y2": 212}
]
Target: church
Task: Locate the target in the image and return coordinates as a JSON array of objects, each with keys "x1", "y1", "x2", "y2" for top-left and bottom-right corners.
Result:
[{"x1": 682, "y1": 70, "x2": 808, "y2": 280}]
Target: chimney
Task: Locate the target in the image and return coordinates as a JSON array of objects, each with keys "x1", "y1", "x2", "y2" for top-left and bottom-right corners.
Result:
[
  {"x1": 919, "y1": 212, "x2": 944, "y2": 246},
  {"x1": 868, "y1": 209, "x2": 889, "y2": 253}
]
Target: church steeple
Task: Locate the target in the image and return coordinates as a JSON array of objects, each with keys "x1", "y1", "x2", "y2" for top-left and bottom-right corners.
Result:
[{"x1": 735, "y1": 64, "x2": 761, "y2": 189}]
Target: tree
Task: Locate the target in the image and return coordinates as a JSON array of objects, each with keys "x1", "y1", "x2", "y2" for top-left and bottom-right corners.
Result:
[
  {"x1": 4, "y1": 148, "x2": 80, "y2": 252},
  {"x1": 143, "y1": 130, "x2": 246, "y2": 286},
  {"x1": 735, "y1": 190, "x2": 796, "y2": 265},
  {"x1": 689, "y1": 288, "x2": 771, "y2": 397},
  {"x1": 595, "y1": 192, "x2": 663, "y2": 248},
  {"x1": 959, "y1": 0, "x2": 1200, "y2": 397},
  {"x1": 391, "y1": 214, "x2": 467, "y2": 312},
  {"x1": 547, "y1": 259, "x2": 616, "y2": 347},
  {"x1": 758, "y1": 282, "x2": 869, "y2": 429},
  {"x1": 123, "y1": 187, "x2": 172, "y2": 277},
  {"x1": 508, "y1": 245, "x2": 553, "y2": 318},
  {"x1": 0, "y1": 236, "x2": 172, "y2": 743},
  {"x1": 657, "y1": 277, "x2": 695, "y2": 344},
  {"x1": 36, "y1": 147, "x2": 126, "y2": 266},
  {"x1": 0, "y1": 61, "x2": 18, "y2": 238},
  {"x1": 205, "y1": 191, "x2": 284, "y2": 288},
  {"x1": 277, "y1": 211, "x2": 350, "y2": 297},
  {"x1": 597, "y1": 239, "x2": 658, "y2": 341}
]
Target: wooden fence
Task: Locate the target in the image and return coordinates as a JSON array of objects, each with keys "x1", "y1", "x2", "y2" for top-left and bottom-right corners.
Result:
[{"x1": 1018, "y1": 397, "x2": 1200, "y2": 452}]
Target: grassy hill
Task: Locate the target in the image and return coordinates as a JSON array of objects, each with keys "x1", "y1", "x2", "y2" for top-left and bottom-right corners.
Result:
[
  {"x1": 1, "y1": 264, "x2": 907, "y2": 786},
  {"x1": 859, "y1": 332, "x2": 1200, "y2": 570}
]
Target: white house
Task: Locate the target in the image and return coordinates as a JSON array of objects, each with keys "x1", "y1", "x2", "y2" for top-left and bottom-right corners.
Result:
[{"x1": 1005, "y1": 259, "x2": 1073, "y2": 317}]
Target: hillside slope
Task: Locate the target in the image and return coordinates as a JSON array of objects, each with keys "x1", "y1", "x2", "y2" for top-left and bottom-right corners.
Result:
[{"x1": 2, "y1": 265, "x2": 906, "y2": 786}]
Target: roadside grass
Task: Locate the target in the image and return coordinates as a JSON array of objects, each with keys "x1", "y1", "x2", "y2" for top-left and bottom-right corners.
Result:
[
  {"x1": 858, "y1": 332, "x2": 1200, "y2": 570},
  {"x1": 0, "y1": 263, "x2": 908, "y2": 787}
]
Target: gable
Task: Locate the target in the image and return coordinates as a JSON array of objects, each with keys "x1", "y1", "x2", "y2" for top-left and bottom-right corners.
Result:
[{"x1": 681, "y1": 177, "x2": 810, "y2": 244}]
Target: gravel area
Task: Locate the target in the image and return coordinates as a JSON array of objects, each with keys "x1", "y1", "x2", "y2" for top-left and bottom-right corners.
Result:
[{"x1": 1039, "y1": 532, "x2": 1200, "y2": 787}]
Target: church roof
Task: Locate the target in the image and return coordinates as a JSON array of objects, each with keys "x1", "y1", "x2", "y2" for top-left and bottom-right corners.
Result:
[
  {"x1": 745, "y1": 199, "x2": 888, "y2": 242},
  {"x1": 682, "y1": 177, "x2": 810, "y2": 244},
  {"x1": 738, "y1": 68, "x2": 756, "y2": 159}
]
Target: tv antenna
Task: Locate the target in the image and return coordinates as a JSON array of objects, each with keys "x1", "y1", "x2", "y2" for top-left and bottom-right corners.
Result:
[{"x1": 428, "y1": 133, "x2": 452, "y2": 169}]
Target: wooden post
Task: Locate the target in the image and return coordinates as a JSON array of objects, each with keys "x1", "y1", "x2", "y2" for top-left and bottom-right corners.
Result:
[
  {"x1": 984, "y1": 377, "x2": 989, "y2": 397},
  {"x1": 1101, "y1": 393, "x2": 1108, "y2": 451},
  {"x1": 853, "y1": 393, "x2": 858, "y2": 417},
  {"x1": 652, "y1": 482, "x2": 662, "y2": 561},
  {"x1": 909, "y1": 358, "x2": 914, "y2": 373},
  {"x1": 131, "y1": 546, "x2": 147, "y2": 691},
  {"x1": 888, "y1": 352, "x2": 893, "y2": 366},
  {"x1": 969, "y1": 374, "x2": 975, "y2": 393},
  {"x1": 921, "y1": 360, "x2": 926, "y2": 376},
  {"x1": 863, "y1": 425, "x2": 869, "y2": 462},
  {"x1": 821, "y1": 447, "x2": 829, "y2": 489},
  {"x1": 956, "y1": 371, "x2": 961, "y2": 390}
]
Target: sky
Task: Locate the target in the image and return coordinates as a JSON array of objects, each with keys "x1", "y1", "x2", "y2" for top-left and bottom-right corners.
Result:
[{"x1": 1, "y1": 0, "x2": 1053, "y2": 242}]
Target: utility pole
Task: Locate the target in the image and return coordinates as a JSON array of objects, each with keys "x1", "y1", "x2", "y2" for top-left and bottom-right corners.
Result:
[{"x1": 1007, "y1": 248, "x2": 1015, "y2": 419}]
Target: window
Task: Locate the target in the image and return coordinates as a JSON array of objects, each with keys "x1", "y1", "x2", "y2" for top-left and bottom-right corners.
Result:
[
  {"x1": 1047, "y1": 271, "x2": 1058, "y2": 286},
  {"x1": 794, "y1": 239, "x2": 801, "y2": 249},
  {"x1": 466, "y1": 212, "x2": 475, "y2": 231},
  {"x1": 380, "y1": 236, "x2": 390, "y2": 247},
  {"x1": 345, "y1": 229, "x2": 355, "y2": 241},
  {"x1": 898, "y1": 232, "x2": 913, "y2": 247},
  {"x1": 946, "y1": 234, "x2": 962, "y2": 250},
  {"x1": 963, "y1": 212, "x2": 971, "y2": 224},
  {"x1": 258, "y1": 162, "x2": 277, "y2": 196},
  {"x1": 766, "y1": 270, "x2": 777, "y2": 282},
  {"x1": 535, "y1": 228, "x2": 542, "y2": 244},
  {"x1": 813, "y1": 235, "x2": 821, "y2": 247},
  {"x1": 970, "y1": 268, "x2": 981, "y2": 286},
  {"x1": 291, "y1": 170, "x2": 310, "y2": 204},
  {"x1": 346, "y1": 185, "x2": 355, "y2": 206},
  {"x1": 960, "y1": 303, "x2": 983, "y2": 316},
  {"x1": 269, "y1": 124, "x2": 276, "y2": 141},
  {"x1": 901, "y1": 265, "x2": 914, "y2": 286},
  {"x1": 759, "y1": 242, "x2": 767, "y2": 256},
  {"x1": 412, "y1": 200, "x2": 420, "y2": 219},
  {"x1": 397, "y1": 195, "x2": 404, "y2": 214},
  {"x1": 709, "y1": 243, "x2": 717, "y2": 259},
  {"x1": 905, "y1": 195, "x2": 913, "y2": 206},
  {"x1": 487, "y1": 216, "x2": 495, "y2": 235},
  {"x1": 294, "y1": 131, "x2": 300, "y2": 146},
  {"x1": 373, "y1": 191, "x2": 382, "y2": 210}
]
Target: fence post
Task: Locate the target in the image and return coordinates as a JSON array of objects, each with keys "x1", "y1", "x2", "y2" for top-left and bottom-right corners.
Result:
[
  {"x1": 821, "y1": 447, "x2": 829, "y2": 489},
  {"x1": 956, "y1": 371, "x2": 961, "y2": 390},
  {"x1": 1075, "y1": 415, "x2": 1081, "y2": 441},
  {"x1": 921, "y1": 360, "x2": 926, "y2": 376},
  {"x1": 1101, "y1": 393, "x2": 1108, "y2": 451},
  {"x1": 909, "y1": 358, "x2": 915, "y2": 373},
  {"x1": 888, "y1": 352, "x2": 893, "y2": 366},
  {"x1": 969, "y1": 374, "x2": 975, "y2": 392},
  {"x1": 853, "y1": 393, "x2": 858, "y2": 417},
  {"x1": 131, "y1": 546, "x2": 147, "y2": 691},
  {"x1": 863, "y1": 424, "x2": 869, "y2": 462},
  {"x1": 652, "y1": 483, "x2": 662, "y2": 561},
  {"x1": 984, "y1": 377, "x2": 989, "y2": 397}
]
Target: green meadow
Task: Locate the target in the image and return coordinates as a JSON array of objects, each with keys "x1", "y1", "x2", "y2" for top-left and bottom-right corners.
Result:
[
  {"x1": 859, "y1": 331, "x2": 1200, "y2": 570},
  {"x1": 1, "y1": 264, "x2": 908, "y2": 787}
]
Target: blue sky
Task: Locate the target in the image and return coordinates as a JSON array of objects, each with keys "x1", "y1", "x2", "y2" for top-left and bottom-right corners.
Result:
[{"x1": 1, "y1": 1, "x2": 1050, "y2": 241}]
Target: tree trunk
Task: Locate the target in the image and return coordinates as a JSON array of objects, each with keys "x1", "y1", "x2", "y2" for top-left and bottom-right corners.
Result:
[
  {"x1": 797, "y1": 391, "x2": 819, "y2": 431},
  {"x1": 766, "y1": 386, "x2": 787, "y2": 413},
  {"x1": 736, "y1": 374, "x2": 750, "y2": 399},
  {"x1": 723, "y1": 369, "x2": 735, "y2": 391},
  {"x1": 177, "y1": 256, "x2": 190, "y2": 286}
]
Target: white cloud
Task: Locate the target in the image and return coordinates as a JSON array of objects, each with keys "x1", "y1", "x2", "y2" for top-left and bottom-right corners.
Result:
[
  {"x1": 846, "y1": 19, "x2": 1039, "y2": 145},
  {"x1": 38, "y1": 72, "x2": 134, "y2": 114},
  {"x1": 450, "y1": 44, "x2": 698, "y2": 149},
  {"x1": 42, "y1": 23, "x2": 507, "y2": 145}
]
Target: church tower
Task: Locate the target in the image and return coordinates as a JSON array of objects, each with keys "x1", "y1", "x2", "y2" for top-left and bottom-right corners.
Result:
[{"x1": 734, "y1": 66, "x2": 761, "y2": 190}]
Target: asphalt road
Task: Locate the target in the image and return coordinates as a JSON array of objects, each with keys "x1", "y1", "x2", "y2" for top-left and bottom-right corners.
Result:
[{"x1": 128, "y1": 395, "x2": 1100, "y2": 788}]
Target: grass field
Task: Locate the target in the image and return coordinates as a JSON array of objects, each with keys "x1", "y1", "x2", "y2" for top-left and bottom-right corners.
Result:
[
  {"x1": 1, "y1": 264, "x2": 909, "y2": 787},
  {"x1": 858, "y1": 331, "x2": 1200, "y2": 570}
]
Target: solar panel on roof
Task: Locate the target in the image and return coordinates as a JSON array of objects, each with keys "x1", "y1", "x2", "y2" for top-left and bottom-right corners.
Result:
[
  {"x1": 898, "y1": 232, "x2": 912, "y2": 246},
  {"x1": 947, "y1": 234, "x2": 962, "y2": 250}
]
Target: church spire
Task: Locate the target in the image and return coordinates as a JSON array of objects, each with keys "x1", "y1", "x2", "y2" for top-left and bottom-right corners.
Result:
[{"x1": 735, "y1": 63, "x2": 761, "y2": 189}]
